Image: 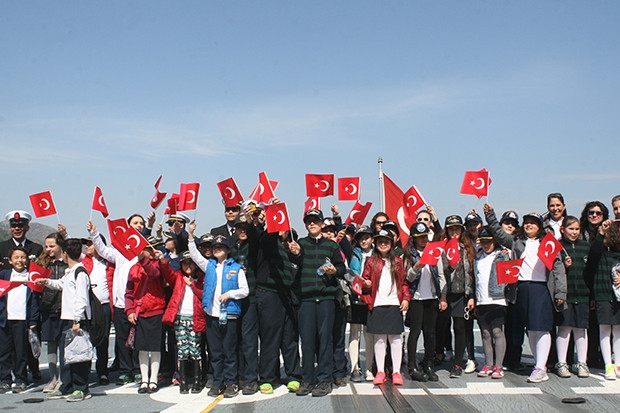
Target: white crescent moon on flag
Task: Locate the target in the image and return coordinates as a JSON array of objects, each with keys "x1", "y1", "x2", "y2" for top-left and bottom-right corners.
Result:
[
  {"x1": 473, "y1": 178, "x2": 485, "y2": 190},
  {"x1": 275, "y1": 210, "x2": 285, "y2": 225},
  {"x1": 98, "y1": 195, "x2": 105, "y2": 207},
  {"x1": 310, "y1": 199, "x2": 318, "y2": 209},
  {"x1": 446, "y1": 248, "x2": 455, "y2": 261},
  {"x1": 396, "y1": 206, "x2": 411, "y2": 235},
  {"x1": 115, "y1": 225, "x2": 127, "y2": 233},
  {"x1": 430, "y1": 247, "x2": 443, "y2": 257},
  {"x1": 511, "y1": 265, "x2": 522, "y2": 275},
  {"x1": 225, "y1": 187, "x2": 236, "y2": 200},
  {"x1": 187, "y1": 190, "x2": 196, "y2": 204},
  {"x1": 152, "y1": 195, "x2": 158, "y2": 203},
  {"x1": 41, "y1": 199, "x2": 51, "y2": 210},
  {"x1": 406, "y1": 195, "x2": 417, "y2": 208},
  {"x1": 28, "y1": 271, "x2": 41, "y2": 282},
  {"x1": 545, "y1": 240, "x2": 556, "y2": 255},
  {"x1": 319, "y1": 180, "x2": 330, "y2": 192},
  {"x1": 128, "y1": 234, "x2": 141, "y2": 248},
  {"x1": 346, "y1": 183, "x2": 357, "y2": 195},
  {"x1": 258, "y1": 183, "x2": 265, "y2": 195},
  {"x1": 350, "y1": 210, "x2": 360, "y2": 220}
]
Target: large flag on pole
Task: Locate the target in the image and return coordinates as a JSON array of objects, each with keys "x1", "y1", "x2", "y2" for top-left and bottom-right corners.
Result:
[{"x1": 383, "y1": 174, "x2": 416, "y2": 245}]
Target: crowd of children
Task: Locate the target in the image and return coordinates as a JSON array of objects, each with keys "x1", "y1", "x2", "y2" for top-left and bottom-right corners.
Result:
[{"x1": 0, "y1": 192, "x2": 619, "y2": 402}]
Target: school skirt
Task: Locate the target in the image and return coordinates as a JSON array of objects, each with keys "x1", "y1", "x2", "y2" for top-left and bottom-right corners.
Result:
[
  {"x1": 366, "y1": 305, "x2": 403, "y2": 335},
  {"x1": 556, "y1": 302, "x2": 589, "y2": 329},
  {"x1": 476, "y1": 304, "x2": 506, "y2": 328},
  {"x1": 596, "y1": 301, "x2": 620, "y2": 326},
  {"x1": 516, "y1": 281, "x2": 554, "y2": 332},
  {"x1": 447, "y1": 293, "x2": 466, "y2": 318},
  {"x1": 348, "y1": 303, "x2": 369, "y2": 325},
  {"x1": 41, "y1": 312, "x2": 63, "y2": 342},
  {"x1": 135, "y1": 314, "x2": 163, "y2": 352}
]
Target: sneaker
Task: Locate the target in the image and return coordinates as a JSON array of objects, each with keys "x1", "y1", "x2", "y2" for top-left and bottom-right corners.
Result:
[
  {"x1": 491, "y1": 366, "x2": 504, "y2": 379},
  {"x1": 208, "y1": 385, "x2": 223, "y2": 397},
  {"x1": 350, "y1": 369, "x2": 363, "y2": 382},
  {"x1": 134, "y1": 374, "x2": 142, "y2": 383},
  {"x1": 296, "y1": 382, "x2": 314, "y2": 396},
  {"x1": 46, "y1": 389, "x2": 65, "y2": 400},
  {"x1": 334, "y1": 377, "x2": 347, "y2": 387},
  {"x1": 0, "y1": 383, "x2": 11, "y2": 394},
  {"x1": 364, "y1": 369, "x2": 374, "y2": 381},
  {"x1": 286, "y1": 380, "x2": 300, "y2": 392},
  {"x1": 12, "y1": 382, "x2": 27, "y2": 393},
  {"x1": 116, "y1": 374, "x2": 133, "y2": 385},
  {"x1": 99, "y1": 375, "x2": 110, "y2": 386},
  {"x1": 527, "y1": 367, "x2": 549, "y2": 383},
  {"x1": 464, "y1": 359, "x2": 477, "y2": 374},
  {"x1": 408, "y1": 368, "x2": 428, "y2": 382},
  {"x1": 260, "y1": 383, "x2": 274, "y2": 394},
  {"x1": 477, "y1": 365, "x2": 492, "y2": 377},
  {"x1": 66, "y1": 390, "x2": 92, "y2": 402},
  {"x1": 373, "y1": 371, "x2": 386, "y2": 385},
  {"x1": 223, "y1": 384, "x2": 238, "y2": 398},
  {"x1": 311, "y1": 381, "x2": 332, "y2": 397},
  {"x1": 555, "y1": 362, "x2": 571, "y2": 378},
  {"x1": 604, "y1": 364, "x2": 616, "y2": 380},
  {"x1": 392, "y1": 372, "x2": 404, "y2": 385},
  {"x1": 573, "y1": 362, "x2": 590, "y2": 378},
  {"x1": 242, "y1": 381, "x2": 259, "y2": 395},
  {"x1": 43, "y1": 380, "x2": 60, "y2": 393},
  {"x1": 450, "y1": 365, "x2": 463, "y2": 378}
]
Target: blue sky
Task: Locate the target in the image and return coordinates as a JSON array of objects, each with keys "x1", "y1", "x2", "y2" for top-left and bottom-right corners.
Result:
[{"x1": 1, "y1": 1, "x2": 619, "y2": 238}]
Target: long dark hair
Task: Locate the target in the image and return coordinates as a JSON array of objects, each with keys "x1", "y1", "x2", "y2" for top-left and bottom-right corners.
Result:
[
  {"x1": 369, "y1": 239, "x2": 399, "y2": 295},
  {"x1": 579, "y1": 201, "x2": 609, "y2": 231}
]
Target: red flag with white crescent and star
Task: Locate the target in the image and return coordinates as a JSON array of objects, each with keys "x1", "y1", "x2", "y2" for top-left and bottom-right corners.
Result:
[
  {"x1": 217, "y1": 177, "x2": 244, "y2": 208},
  {"x1": 27, "y1": 262, "x2": 52, "y2": 293},
  {"x1": 249, "y1": 173, "x2": 277, "y2": 205},
  {"x1": 403, "y1": 185, "x2": 426, "y2": 220},
  {"x1": 91, "y1": 186, "x2": 109, "y2": 218},
  {"x1": 496, "y1": 258, "x2": 524, "y2": 284},
  {"x1": 345, "y1": 201, "x2": 372, "y2": 225},
  {"x1": 538, "y1": 231, "x2": 563, "y2": 270},
  {"x1": 306, "y1": 174, "x2": 334, "y2": 197},
  {"x1": 383, "y1": 174, "x2": 416, "y2": 245},
  {"x1": 445, "y1": 237, "x2": 460, "y2": 267},
  {"x1": 304, "y1": 197, "x2": 321, "y2": 214},
  {"x1": 460, "y1": 168, "x2": 491, "y2": 199},
  {"x1": 113, "y1": 226, "x2": 149, "y2": 261},
  {"x1": 167, "y1": 193, "x2": 180, "y2": 215},
  {"x1": 0, "y1": 280, "x2": 20, "y2": 297},
  {"x1": 265, "y1": 202, "x2": 291, "y2": 233},
  {"x1": 107, "y1": 218, "x2": 129, "y2": 242},
  {"x1": 29, "y1": 191, "x2": 57, "y2": 218},
  {"x1": 419, "y1": 239, "x2": 448, "y2": 266},
  {"x1": 338, "y1": 177, "x2": 360, "y2": 201},
  {"x1": 150, "y1": 175, "x2": 167, "y2": 209},
  {"x1": 179, "y1": 183, "x2": 200, "y2": 211}
]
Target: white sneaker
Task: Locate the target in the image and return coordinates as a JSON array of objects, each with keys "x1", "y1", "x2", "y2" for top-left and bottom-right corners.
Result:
[
  {"x1": 464, "y1": 359, "x2": 477, "y2": 374},
  {"x1": 364, "y1": 370, "x2": 374, "y2": 381},
  {"x1": 42, "y1": 380, "x2": 60, "y2": 393},
  {"x1": 605, "y1": 364, "x2": 616, "y2": 380}
]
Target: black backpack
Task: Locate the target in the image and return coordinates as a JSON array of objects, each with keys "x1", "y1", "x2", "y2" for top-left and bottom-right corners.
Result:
[{"x1": 75, "y1": 267, "x2": 107, "y2": 348}]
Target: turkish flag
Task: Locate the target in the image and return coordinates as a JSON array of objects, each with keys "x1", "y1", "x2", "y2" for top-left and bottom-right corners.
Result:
[
  {"x1": 179, "y1": 183, "x2": 200, "y2": 211},
  {"x1": 150, "y1": 175, "x2": 167, "y2": 209},
  {"x1": 345, "y1": 201, "x2": 373, "y2": 225},
  {"x1": 419, "y1": 240, "x2": 447, "y2": 266},
  {"x1": 445, "y1": 237, "x2": 460, "y2": 267},
  {"x1": 167, "y1": 193, "x2": 180, "y2": 215},
  {"x1": 496, "y1": 258, "x2": 524, "y2": 284},
  {"x1": 265, "y1": 202, "x2": 291, "y2": 233},
  {"x1": 304, "y1": 197, "x2": 321, "y2": 214},
  {"x1": 0, "y1": 280, "x2": 20, "y2": 297},
  {"x1": 383, "y1": 174, "x2": 416, "y2": 245},
  {"x1": 306, "y1": 174, "x2": 334, "y2": 197},
  {"x1": 28, "y1": 262, "x2": 52, "y2": 293},
  {"x1": 29, "y1": 191, "x2": 57, "y2": 218},
  {"x1": 351, "y1": 274, "x2": 365, "y2": 295},
  {"x1": 338, "y1": 177, "x2": 360, "y2": 201},
  {"x1": 460, "y1": 168, "x2": 491, "y2": 199},
  {"x1": 403, "y1": 185, "x2": 426, "y2": 219},
  {"x1": 538, "y1": 231, "x2": 563, "y2": 270},
  {"x1": 249, "y1": 172, "x2": 277, "y2": 205},
  {"x1": 91, "y1": 186, "x2": 109, "y2": 218},
  {"x1": 217, "y1": 177, "x2": 244, "y2": 208},
  {"x1": 114, "y1": 226, "x2": 149, "y2": 261},
  {"x1": 107, "y1": 218, "x2": 129, "y2": 242}
]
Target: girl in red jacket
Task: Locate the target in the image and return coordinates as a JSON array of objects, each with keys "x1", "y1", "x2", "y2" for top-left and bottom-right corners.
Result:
[
  {"x1": 362, "y1": 229, "x2": 411, "y2": 386},
  {"x1": 125, "y1": 238, "x2": 166, "y2": 394},
  {"x1": 161, "y1": 251, "x2": 205, "y2": 394}
]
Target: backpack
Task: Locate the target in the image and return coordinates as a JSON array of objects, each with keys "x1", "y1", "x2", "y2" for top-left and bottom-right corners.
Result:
[{"x1": 75, "y1": 267, "x2": 107, "y2": 348}]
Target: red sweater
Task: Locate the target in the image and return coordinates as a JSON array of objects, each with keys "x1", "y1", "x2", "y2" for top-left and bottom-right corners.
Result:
[
  {"x1": 361, "y1": 256, "x2": 411, "y2": 311},
  {"x1": 125, "y1": 258, "x2": 166, "y2": 318},
  {"x1": 160, "y1": 260, "x2": 206, "y2": 333}
]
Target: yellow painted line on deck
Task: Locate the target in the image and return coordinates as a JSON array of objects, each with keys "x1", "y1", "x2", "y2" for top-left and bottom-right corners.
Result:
[{"x1": 200, "y1": 394, "x2": 224, "y2": 413}]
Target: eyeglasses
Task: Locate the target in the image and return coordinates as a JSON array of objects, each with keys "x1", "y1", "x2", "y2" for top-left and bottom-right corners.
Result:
[
  {"x1": 588, "y1": 210, "x2": 603, "y2": 216},
  {"x1": 375, "y1": 221, "x2": 387, "y2": 226},
  {"x1": 417, "y1": 217, "x2": 430, "y2": 222}
]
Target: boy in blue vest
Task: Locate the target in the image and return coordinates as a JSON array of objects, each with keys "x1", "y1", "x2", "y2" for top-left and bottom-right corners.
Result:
[{"x1": 201, "y1": 235, "x2": 249, "y2": 398}]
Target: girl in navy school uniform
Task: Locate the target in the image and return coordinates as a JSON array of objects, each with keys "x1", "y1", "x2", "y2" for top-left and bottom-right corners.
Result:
[{"x1": 0, "y1": 247, "x2": 40, "y2": 394}]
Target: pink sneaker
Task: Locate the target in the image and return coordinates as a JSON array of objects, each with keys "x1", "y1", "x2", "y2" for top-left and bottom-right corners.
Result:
[
  {"x1": 392, "y1": 372, "x2": 404, "y2": 385},
  {"x1": 491, "y1": 366, "x2": 504, "y2": 379},
  {"x1": 477, "y1": 365, "x2": 492, "y2": 377},
  {"x1": 373, "y1": 371, "x2": 386, "y2": 385}
]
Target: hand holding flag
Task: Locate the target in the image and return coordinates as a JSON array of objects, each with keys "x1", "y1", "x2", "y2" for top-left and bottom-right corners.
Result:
[
  {"x1": 496, "y1": 258, "x2": 524, "y2": 284},
  {"x1": 28, "y1": 262, "x2": 52, "y2": 293},
  {"x1": 419, "y1": 240, "x2": 447, "y2": 266},
  {"x1": 265, "y1": 202, "x2": 291, "y2": 233}
]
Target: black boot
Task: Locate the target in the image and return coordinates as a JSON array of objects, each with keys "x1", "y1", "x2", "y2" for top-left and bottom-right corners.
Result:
[
  {"x1": 408, "y1": 361, "x2": 428, "y2": 382},
  {"x1": 191, "y1": 360, "x2": 202, "y2": 393},
  {"x1": 179, "y1": 360, "x2": 189, "y2": 394},
  {"x1": 423, "y1": 360, "x2": 438, "y2": 382}
]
